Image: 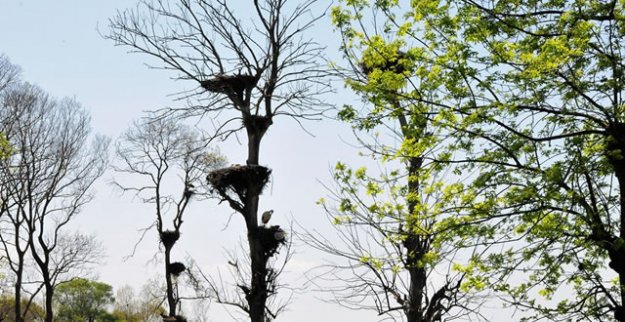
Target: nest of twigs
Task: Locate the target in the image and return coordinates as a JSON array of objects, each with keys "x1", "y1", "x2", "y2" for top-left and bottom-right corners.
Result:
[
  {"x1": 207, "y1": 165, "x2": 271, "y2": 202},
  {"x1": 360, "y1": 50, "x2": 410, "y2": 75},
  {"x1": 169, "y1": 262, "x2": 186, "y2": 276},
  {"x1": 243, "y1": 115, "x2": 273, "y2": 134},
  {"x1": 257, "y1": 225, "x2": 287, "y2": 258},
  {"x1": 160, "y1": 230, "x2": 180, "y2": 249},
  {"x1": 162, "y1": 315, "x2": 187, "y2": 322},
  {"x1": 200, "y1": 74, "x2": 257, "y2": 95}
]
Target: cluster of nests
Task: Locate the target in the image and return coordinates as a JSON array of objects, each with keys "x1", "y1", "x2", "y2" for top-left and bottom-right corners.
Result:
[
  {"x1": 207, "y1": 164, "x2": 271, "y2": 205},
  {"x1": 256, "y1": 225, "x2": 287, "y2": 258},
  {"x1": 200, "y1": 74, "x2": 257, "y2": 97}
]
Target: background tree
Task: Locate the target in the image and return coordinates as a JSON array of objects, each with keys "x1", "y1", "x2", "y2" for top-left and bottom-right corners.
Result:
[
  {"x1": 0, "y1": 55, "x2": 18, "y2": 161},
  {"x1": 108, "y1": 1, "x2": 329, "y2": 321},
  {"x1": 112, "y1": 284, "x2": 165, "y2": 322},
  {"x1": 0, "y1": 69, "x2": 109, "y2": 322},
  {"x1": 114, "y1": 117, "x2": 224, "y2": 319},
  {"x1": 0, "y1": 296, "x2": 44, "y2": 322},
  {"x1": 0, "y1": 54, "x2": 20, "y2": 93},
  {"x1": 54, "y1": 278, "x2": 114, "y2": 322}
]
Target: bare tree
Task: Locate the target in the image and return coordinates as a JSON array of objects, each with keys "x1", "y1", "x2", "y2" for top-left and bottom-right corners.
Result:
[
  {"x1": 0, "y1": 54, "x2": 20, "y2": 93},
  {"x1": 108, "y1": 1, "x2": 329, "y2": 321},
  {"x1": 0, "y1": 80, "x2": 109, "y2": 322},
  {"x1": 114, "y1": 117, "x2": 224, "y2": 319},
  {"x1": 114, "y1": 282, "x2": 167, "y2": 322}
]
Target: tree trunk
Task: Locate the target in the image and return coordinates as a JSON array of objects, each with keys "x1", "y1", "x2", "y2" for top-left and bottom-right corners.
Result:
[
  {"x1": 43, "y1": 281, "x2": 53, "y2": 322},
  {"x1": 615, "y1": 173, "x2": 625, "y2": 322},
  {"x1": 14, "y1": 263, "x2": 23, "y2": 322},
  {"x1": 605, "y1": 128, "x2": 625, "y2": 322},
  {"x1": 248, "y1": 235, "x2": 268, "y2": 322},
  {"x1": 164, "y1": 245, "x2": 177, "y2": 316},
  {"x1": 404, "y1": 156, "x2": 426, "y2": 322},
  {"x1": 244, "y1": 117, "x2": 270, "y2": 322}
]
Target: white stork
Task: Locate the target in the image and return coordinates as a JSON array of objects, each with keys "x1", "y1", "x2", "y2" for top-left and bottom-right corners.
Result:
[{"x1": 261, "y1": 210, "x2": 273, "y2": 225}]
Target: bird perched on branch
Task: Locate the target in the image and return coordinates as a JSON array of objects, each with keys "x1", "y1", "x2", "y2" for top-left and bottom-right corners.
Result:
[{"x1": 262, "y1": 210, "x2": 273, "y2": 225}]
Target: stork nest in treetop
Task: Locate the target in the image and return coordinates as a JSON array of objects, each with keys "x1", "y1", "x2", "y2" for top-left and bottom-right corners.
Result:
[
  {"x1": 207, "y1": 165, "x2": 271, "y2": 207},
  {"x1": 243, "y1": 115, "x2": 273, "y2": 134},
  {"x1": 200, "y1": 74, "x2": 257, "y2": 95},
  {"x1": 257, "y1": 225, "x2": 287, "y2": 259},
  {"x1": 360, "y1": 50, "x2": 410, "y2": 75},
  {"x1": 169, "y1": 262, "x2": 186, "y2": 276},
  {"x1": 160, "y1": 230, "x2": 180, "y2": 249}
]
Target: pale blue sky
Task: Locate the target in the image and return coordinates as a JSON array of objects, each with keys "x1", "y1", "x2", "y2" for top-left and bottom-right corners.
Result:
[{"x1": 0, "y1": 1, "x2": 385, "y2": 321}]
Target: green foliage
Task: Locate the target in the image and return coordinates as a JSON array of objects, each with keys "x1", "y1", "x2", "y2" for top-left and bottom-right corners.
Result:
[
  {"x1": 320, "y1": 1, "x2": 492, "y2": 320},
  {"x1": 330, "y1": 0, "x2": 625, "y2": 320},
  {"x1": 54, "y1": 278, "x2": 114, "y2": 322},
  {"x1": 0, "y1": 132, "x2": 10, "y2": 160},
  {"x1": 403, "y1": 0, "x2": 625, "y2": 320},
  {"x1": 0, "y1": 296, "x2": 45, "y2": 321}
]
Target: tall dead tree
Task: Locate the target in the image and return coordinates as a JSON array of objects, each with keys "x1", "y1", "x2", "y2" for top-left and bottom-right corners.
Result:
[
  {"x1": 114, "y1": 118, "x2": 224, "y2": 320},
  {"x1": 108, "y1": 1, "x2": 328, "y2": 321}
]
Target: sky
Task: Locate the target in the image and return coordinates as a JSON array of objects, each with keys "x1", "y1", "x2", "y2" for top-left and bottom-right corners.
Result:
[{"x1": 0, "y1": 1, "x2": 385, "y2": 321}]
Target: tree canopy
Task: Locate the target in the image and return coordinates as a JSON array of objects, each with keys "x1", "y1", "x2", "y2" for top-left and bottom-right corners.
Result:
[{"x1": 54, "y1": 278, "x2": 114, "y2": 322}]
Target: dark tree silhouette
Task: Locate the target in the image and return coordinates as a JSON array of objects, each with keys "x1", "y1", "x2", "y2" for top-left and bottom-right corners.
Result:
[{"x1": 108, "y1": 1, "x2": 329, "y2": 321}]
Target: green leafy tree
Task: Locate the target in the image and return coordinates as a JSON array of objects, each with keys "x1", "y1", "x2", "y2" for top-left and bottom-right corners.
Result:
[
  {"x1": 302, "y1": 2, "x2": 492, "y2": 322},
  {"x1": 391, "y1": 0, "x2": 625, "y2": 321},
  {"x1": 54, "y1": 278, "x2": 114, "y2": 322}
]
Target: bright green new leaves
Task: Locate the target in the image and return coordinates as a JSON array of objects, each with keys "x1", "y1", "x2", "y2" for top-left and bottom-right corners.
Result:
[
  {"x1": 0, "y1": 132, "x2": 10, "y2": 160},
  {"x1": 407, "y1": 0, "x2": 625, "y2": 320},
  {"x1": 319, "y1": 1, "x2": 491, "y2": 321}
]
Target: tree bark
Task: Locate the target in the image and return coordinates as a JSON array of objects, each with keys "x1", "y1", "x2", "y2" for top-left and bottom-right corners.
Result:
[
  {"x1": 404, "y1": 156, "x2": 427, "y2": 322},
  {"x1": 43, "y1": 279, "x2": 53, "y2": 322},
  {"x1": 14, "y1": 262, "x2": 24, "y2": 322},
  {"x1": 164, "y1": 245, "x2": 177, "y2": 317},
  {"x1": 244, "y1": 117, "x2": 270, "y2": 322}
]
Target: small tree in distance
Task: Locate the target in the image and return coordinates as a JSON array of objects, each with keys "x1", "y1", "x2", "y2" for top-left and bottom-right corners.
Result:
[
  {"x1": 114, "y1": 117, "x2": 224, "y2": 320},
  {"x1": 54, "y1": 278, "x2": 114, "y2": 322}
]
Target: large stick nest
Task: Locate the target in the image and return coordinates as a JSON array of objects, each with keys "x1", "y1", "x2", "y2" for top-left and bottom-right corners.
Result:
[
  {"x1": 160, "y1": 230, "x2": 180, "y2": 249},
  {"x1": 243, "y1": 115, "x2": 273, "y2": 134},
  {"x1": 207, "y1": 165, "x2": 271, "y2": 209},
  {"x1": 360, "y1": 50, "x2": 410, "y2": 75},
  {"x1": 256, "y1": 225, "x2": 287, "y2": 259},
  {"x1": 200, "y1": 74, "x2": 257, "y2": 96},
  {"x1": 169, "y1": 262, "x2": 186, "y2": 276}
]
